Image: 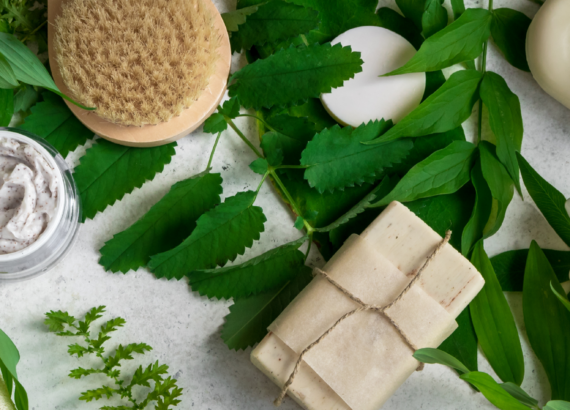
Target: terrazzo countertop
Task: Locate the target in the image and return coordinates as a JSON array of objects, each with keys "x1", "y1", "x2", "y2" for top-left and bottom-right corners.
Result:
[{"x1": 1, "y1": 0, "x2": 568, "y2": 409}]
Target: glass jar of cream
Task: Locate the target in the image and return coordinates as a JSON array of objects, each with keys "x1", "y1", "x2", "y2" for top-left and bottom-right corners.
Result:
[{"x1": 0, "y1": 128, "x2": 81, "y2": 281}]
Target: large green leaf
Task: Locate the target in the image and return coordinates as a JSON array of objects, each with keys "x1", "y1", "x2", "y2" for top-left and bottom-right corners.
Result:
[
  {"x1": 188, "y1": 236, "x2": 307, "y2": 300},
  {"x1": 462, "y1": 161, "x2": 492, "y2": 257},
  {"x1": 229, "y1": 43, "x2": 363, "y2": 109},
  {"x1": 374, "y1": 141, "x2": 476, "y2": 207},
  {"x1": 73, "y1": 139, "x2": 177, "y2": 222},
  {"x1": 491, "y1": 9, "x2": 531, "y2": 72},
  {"x1": 0, "y1": 52, "x2": 18, "y2": 89},
  {"x1": 500, "y1": 382, "x2": 539, "y2": 409},
  {"x1": 450, "y1": 0, "x2": 466, "y2": 19},
  {"x1": 480, "y1": 72, "x2": 523, "y2": 195},
  {"x1": 421, "y1": 0, "x2": 448, "y2": 38},
  {"x1": 148, "y1": 191, "x2": 266, "y2": 280},
  {"x1": 18, "y1": 92, "x2": 94, "y2": 157},
  {"x1": 99, "y1": 172, "x2": 223, "y2": 273},
  {"x1": 370, "y1": 70, "x2": 483, "y2": 143},
  {"x1": 413, "y1": 348, "x2": 470, "y2": 374},
  {"x1": 0, "y1": 88, "x2": 13, "y2": 126},
  {"x1": 376, "y1": 7, "x2": 423, "y2": 50},
  {"x1": 386, "y1": 9, "x2": 492, "y2": 75},
  {"x1": 518, "y1": 153, "x2": 570, "y2": 247},
  {"x1": 301, "y1": 120, "x2": 413, "y2": 193},
  {"x1": 0, "y1": 329, "x2": 28, "y2": 410},
  {"x1": 523, "y1": 242, "x2": 570, "y2": 401},
  {"x1": 460, "y1": 372, "x2": 529, "y2": 410},
  {"x1": 221, "y1": 5, "x2": 259, "y2": 31},
  {"x1": 222, "y1": 267, "x2": 312, "y2": 350},
  {"x1": 470, "y1": 241, "x2": 525, "y2": 385}
]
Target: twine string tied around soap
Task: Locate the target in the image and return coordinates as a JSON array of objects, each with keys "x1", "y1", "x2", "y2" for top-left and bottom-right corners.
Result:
[{"x1": 274, "y1": 230, "x2": 452, "y2": 407}]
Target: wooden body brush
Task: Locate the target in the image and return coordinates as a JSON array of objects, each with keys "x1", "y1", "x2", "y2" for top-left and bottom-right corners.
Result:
[{"x1": 47, "y1": 0, "x2": 231, "y2": 147}]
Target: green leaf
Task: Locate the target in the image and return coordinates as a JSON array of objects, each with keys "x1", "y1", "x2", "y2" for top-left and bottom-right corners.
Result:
[
  {"x1": 490, "y1": 249, "x2": 570, "y2": 292},
  {"x1": 374, "y1": 140, "x2": 476, "y2": 207},
  {"x1": 221, "y1": 5, "x2": 259, "y2": 32},
  {"x1": 479, "y1": 142, "x2": 514, "y2": 238},
  {"x1": 371, "y1": 70, "x2": 483, "y2": 143},
  {"x1": 18, "y1": 91, "x2": 94, "y2": 157},
  {"x1": 460, "y1": 372, "x2": 530, "y2": 410},
  {"x1": 188, "y1": 236, "x2": 307, "y2": 300},
  {"x1": 130, "y1": 361, "x2": 169, "y2": 388},
  {"x1": 99, "y1": 172, "x2": 223, "y2": 273},
  {"x1": 300, "y1": 120, "x2": 413, "y2": 193},
  {"x1": 385, "y1": 9, "x2": 492, "y2": 75},
  {"x1": 105, "y1": 343, "x2": 153, "y2": 370},
  {"x1": 0, "y1": 52, "x2": 18, "y2": 89},
  {"x1": 524, "y1": 241, "x2": 570, "y2": 401},
  {"x1": 13, "y1": 84, "x2": 38, "y2": 112},
  {"x1": 0, "y1": 329, "x2": 28, "y2": 410},
  {"x1": 491, "y1": 9, "x2": 531, "y2": 72},
  {"x1": 421, "y1": 0, "x2": 448, "y2": 38},
  {"x1": 450, "y1": 0, "x2": 466, "y2": 19},
  {"x1": 73, "y1": 139, "x2": 176, "y2": 222},
  {"x1": 545, "y1": 401, "x2": 570, "y2": 410},
  {"x1": 80, "y1": 386, "x2": 116, "y2": 402},
  {"x1": 518, "y1": 153, "x2": 570, "y2": 247},
  {"x1": 439, "y1": 307, "x2": 479, "y2": 372},
  {"x1": 230, "y1": 0, "x2": 319, "y2": 51},
  {"x1": 78, "y1": 306, "x2": 106, "y2": 334},
  {"x1": 149, "y1": 191, "x2": 266, "y2": 280},
  {"x1": 222, "y1": 267, "x2": 312, "y2": 350},
  {"x1": 551, "y1": 282, "x2": 570, "y2": 313},
  {"x1": 260, "y1": 114, "x2": 316, "y2": 166},
  {"x1": 462, "y1": 161, "x2": 492, "y2": 257},
  {"x1": 44, "y1": 310, "x2": 77, "y2": 333},
  {"x1": 69, "y1": 367, "x2": 100, "y2": 379},
  {"x1": 229, "y1": 42, "x2": 363, "y2": 109},
  {"x1": 500, "y1": 382, "x2": 539, "y2": 409},
  {"x1": 0, "y1": 88, "x2": 14, "y2": 126},
  {"x1": 413, "y1": 348, "x2": 470, "y2": 374},
  {"x1": 293, "y1": 216, "x2": 304, "y2": 230},
  {"x1": 249, "y1": 158, "x2": 269, "y2": 175},
  {"x1": 396, "y1": 0, "x2": 424, "y2": 28},
  {"x1": 218, "y1": 98, "x2": 241, "y2": 119},
  {"x1": 470, "y1": 241, "x2": 524, "y2": 385},
  {"x1": 286, "y1": 98, "x2": 336, "y2": 131},
  {"x1": 480, "y1": 72, "x2": 523, "y2": 195},
  {"x1": 376, "y1": 7, "x2": 423, "y2": 50},
  {"x1": 203, "y1": 113, "x2": 227, "y2": 134}
]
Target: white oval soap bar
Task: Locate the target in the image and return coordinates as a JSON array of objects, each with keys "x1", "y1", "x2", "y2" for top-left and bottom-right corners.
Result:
[
  {"x1": 526, "y1": 0, "x2": 570, "y2": 109},
  {"x1": 320, "y1": 26, "x2": 426, "y2": 127}
]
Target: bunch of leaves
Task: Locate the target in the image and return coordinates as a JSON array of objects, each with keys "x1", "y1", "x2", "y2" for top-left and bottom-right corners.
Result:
[
  {"x1": 44, "y1": 306, "x2": 183, "y2": 410},
  {"x1": 0, "y1": 328, "x2": 28, "y2": 410}
]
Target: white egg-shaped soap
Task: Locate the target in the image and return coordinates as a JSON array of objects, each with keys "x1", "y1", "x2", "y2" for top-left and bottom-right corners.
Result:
[
  {"x1": 320, "y1": 26, "x2": 426, "y2": 127},
  {"x1": 526, "y1": 0, "x2": 570, "y2": 109}
]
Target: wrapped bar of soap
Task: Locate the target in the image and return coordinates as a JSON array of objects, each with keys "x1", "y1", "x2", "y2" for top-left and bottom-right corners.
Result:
[{"x1": 251, "y1": 201, "x2": 484, "y2": 410}]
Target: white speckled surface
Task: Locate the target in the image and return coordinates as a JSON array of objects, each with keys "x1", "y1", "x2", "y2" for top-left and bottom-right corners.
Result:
[{"x1": 1, "y1": 0, "x2": 568, "y2": 409}]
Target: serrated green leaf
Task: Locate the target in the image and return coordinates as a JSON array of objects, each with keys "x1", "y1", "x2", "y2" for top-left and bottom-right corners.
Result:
[
  {"x1": 524, "y1": 241, "x2": 570, "y2": 401},
  {"x1": 69, "y1": 367, "x2": 101, "y2": 380},
  {"x1": 0, "y1": 52, "x2": 18, "y2": 89},
  {"x1": 421, "y1": 0, "x2": 448, "y2": 39},
  {"x1": 218, "y1": 98, "x2": 241, "y2": 119},
  {"x1": 374, "y1": 140, "x2": 476, "y2": 207},
  {"x1": 491, "y1": 9, "x2": 531, "y2": 72},
  {"x1": 500, "y1": 382, "x2": 539, "y2": 409},
  {"x1": 460, "y1": 372, "x2": 529, "y2": 410},
  {"x1": 44, "y1": 310, "x2": 76, "y2": 333},
  {"x1": 80, "y1": 386, "x2": 116, "y2": 402},
  {"x1": 518, "y1": 153, "x2": 570, "y2": 247},
  {"x1": 99, "y1": 172, "x2": 222, "y2": 273},
  {"x1": 0, "y1": 88, "x2": 13, "y2": 126},
  {"x1": 68, "y1": 343, "x2": 89, "y2": 358},
  {"x1": 371, "y1": 70, "x2": 482, "y2": 143},
  {"x1": 106, "y1": 343, "x2": 153, "y2": 370},
  {"x1": 395, "y1": 0, "x2": 424, "y2": 29},
  {"x1": 386, "y1": 9, "x2": 492, "y2": 75},
  {"x1": 260, "y1": 114, "x2": 316, "y2": 166},
  {"x1": 286, "y1": 98, "x2": 336, "y2": 132},
  {"x1": 203, "y1": 113, "x2": 227, "y2": 134},
  {"x1": 149, "y1": 191, "x2": 266, "y2": 280},
  {"x1": 78, "y1": 306, "x2": 105, "y2": 334},
  {"x1": 130, "y1": 361, "x2": 169, "y2": 388},
  {"x1": 249, "y1": 158, "x2": 269, "y2": 175},
  {"x1": 551, "y1": 282, "x2": 570, "y2": 313},
  {"x1": 188, "y1": 236, "x2": 307, "y2": 300},
  {"x1": 13, "y1": 84, "x2": 38, "y2": 113},
  {"x1": 480, "y1": 72, "x2": 523, "y2": 195},
  {"x1": 230, "y1": 0, "x2": 319, "y2": 52},
  {"x1": 229, "y1": 42, "x2": 363, "y2": 109},
  {"x1": 73, "y1": 139, "x2": 177, "y2": 222},
  {"x1": 376, "y1": 7, "x2": 423, "y2": 50},
  {"x1": 222, "y1": 267, "x2": 312, "y2": 350},
  {"x1": 462, "y1": 161, "x2": 492, "y2": 257},
  {"x1": 545, "y1": 401, "x2": 570, "y2": 410},
  {"x1": 221, "y1": 5, "x2": 259, "y2": 32},
  {"x1": 301, "y1": 120, "x2": 413, "y2": 193},
  {"x1": 470, "y1": 241, "x2": 524, "y2": 385},
  {"x1": 18, "y1": 91, "x2": 93, "y2": 157},
  {"x1": 413, "y1": 348, "x2": 470, "y2": 374}
]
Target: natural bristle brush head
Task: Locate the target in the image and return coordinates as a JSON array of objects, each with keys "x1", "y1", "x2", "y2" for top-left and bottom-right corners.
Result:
[{"x1": 54, "y1": 0, "x2": 221, "y2": 127}]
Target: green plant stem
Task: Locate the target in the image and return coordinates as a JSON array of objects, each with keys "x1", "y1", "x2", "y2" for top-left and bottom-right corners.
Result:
[
  {"x1": 20, "y1": 20, "x2": 47, "y2": 43},
  {"x1": 300, "y1": 34, "x2": 309, "y2": 47},
  {"x1": 206, "y1": 132, "x2": 223, "y2": 170},
  {"x1": 236, "y1": 114, "x2": 278, "y2": 133},
  {"x1": 255, "y1": 171, "x2": 270, "y2": 196},
  {"x1": 270, "y1": 170, "x2": 314, "y2": 234},
  {"x1": 225, "y1": 117, "x2": 264, "y2": 158},
  {"x1": 477, "y1": 0, "x2": 493, "y2": 144}
]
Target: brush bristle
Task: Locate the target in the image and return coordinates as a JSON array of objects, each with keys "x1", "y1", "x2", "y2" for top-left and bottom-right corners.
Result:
[{"x1": 55, "y1": 0, "x2": 221, "y2": 126}]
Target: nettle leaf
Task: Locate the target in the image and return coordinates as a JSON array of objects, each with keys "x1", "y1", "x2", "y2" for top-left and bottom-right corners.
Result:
[
  {"x1": 300, "y1": 120, "x2": 413, "y2": 193},
  {"x1": 377, "y1": 7, "x2": 423, "y2": 50},
  {"x1": 395, "y1": 0, "x2": 424, "y2": 29},
  {"x1": 460, "y1": 372, "x2": 529, "y2": 410},
  {"x1": 230, "y1": 0, "x2": 319, "y2": 52},
  {"x1": 374, "y1": 141, "x2": 476, "y2": 207},
  {"x1": 480, "y1": 72, "x2": 523, "y2": 195},
  {"x1": 524, "y1": 242, "x2": 570, "y2": 401},
  {"x1": 0, "y1": 52, "x2": 18, "y2": 89},
  {"x1": 260, "y1": 114, "x2": 317, "y2": 166},
  {"x1": 491, "y1": 9, "x2": 531, "y2": 72},
  {"x1": 479, "y1": 142, "x2": 514, "y2": 238},
  {"x1": 470, "y1": 241, "x2": 524, "y2": 385},
  {"x1": 99, "y1": 172, "x2": 223, "y2": 273},
  {"x1": 421, "y1": 0, "x2": 448, "y2": 39},
  {"x1": 148, "y1": 191, "x2": 266, "y2": 280},
  {"x1": 73, "y1": 139, "x2": 177, "y2": 222},
  {"x1": 371, "y1": 70, "x2": 483, "y2": 143},
  {"x1": 203, "y1": 113, "x2": 227, "y2": 134},
  {"x1": 221, "y1": 5, "x2": 259, "y2": 32},
  {"x1": 0, "y1": 89, "x2": 13, "y2": 127},
  {"x1": 222, "y1": 267, "x2": 312, "y2": 350},
  {"x1": 462, "y1": 162, "x2": 492, "y2": 257},
  {"x1": 188, "y1": 236, "x2": 307, "y2": 300},
  {"x1": 439, "y1": 308, "x2": 479, "y2": 373},
  {"x1": 229, "y1": 42, "x2": 363, "y2": 109},
  {"x1": 19, "y1": 92, "x2": 94, "y2": 157},
  {"x1": 490, "y1": 248, "x2": 570, "y2": 292},
  {"x1": 386, "y1": 9, "x2": 492, "y2": 75},
  {"x1": 413, "y1": 348, "x2": 470, "y2": 374},
  {"x1": 551, "y1": 283, "x2": 570, "y2": 313}
]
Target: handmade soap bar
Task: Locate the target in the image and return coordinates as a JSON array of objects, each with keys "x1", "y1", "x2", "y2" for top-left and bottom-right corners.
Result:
[{"x1": 251, "y1": 201, "x2": 484, "y2": 410}]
